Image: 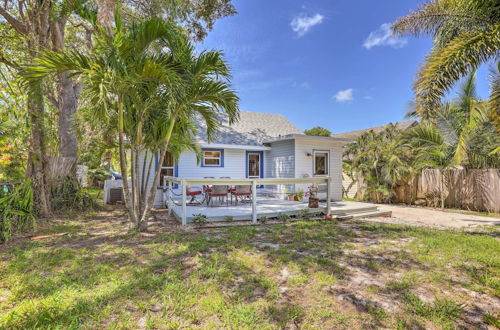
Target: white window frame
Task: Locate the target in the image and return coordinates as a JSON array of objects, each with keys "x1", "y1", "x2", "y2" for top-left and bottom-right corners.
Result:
[
  {"x1": 158, "y1": 151, "x2": 176, "y2": 187},
  {"x1": 202, "y1": 150, "x2": 222, "y2": 167},
  {"x1": 313, "y1": 150, "x2": 329, "y2": 176}
]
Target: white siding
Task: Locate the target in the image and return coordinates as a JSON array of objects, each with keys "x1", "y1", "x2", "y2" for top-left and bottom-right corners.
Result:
[
  {"x1": 294, "y1": 139, "x2": 343, "y2": 200},
  {"x1": 137, "y1": 138, "x2": 344, "y2": 206},
  {"x1": 265, "y1": 140, "x2": 295, "y2": 178},
  {"x1": 138, "y1": 148, "x2": 262, "y2": 207},
  {"x1": 265, "y1": 140, "x2": 295, "y2": 194},
  {"x1": 178, "y1": 149, "x2": 248, "y2": 178}
]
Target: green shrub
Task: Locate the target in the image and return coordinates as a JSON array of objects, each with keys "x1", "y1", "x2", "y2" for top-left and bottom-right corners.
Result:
[
  {"x1": 88, "y1": 168, "x2": 109, "y2": 187},
  {"x1": 0, "y1": 179, "x2": 36, "y2": 242},
  {"x1": 192, "y1": 213, "x2": 208, "y2": 225},
  {"x1": 51, "y1": 177, "x2": 98, "y2": 212}
]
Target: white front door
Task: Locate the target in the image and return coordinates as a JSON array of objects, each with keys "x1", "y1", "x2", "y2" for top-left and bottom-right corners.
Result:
[{"x1": 247, "y1": 153, "x2": 261, "y2": 178}]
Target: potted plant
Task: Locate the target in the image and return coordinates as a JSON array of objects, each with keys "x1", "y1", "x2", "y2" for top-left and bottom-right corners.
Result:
[
  {"x1": 308, "y1": 185, "x2": 319, "y2": 208},
  {"x1": 294, "y1": 189, "x2": 304, "y2": 202},
  {"x1": 287, "y1": 189, "x2": 295, "y2": 201}
]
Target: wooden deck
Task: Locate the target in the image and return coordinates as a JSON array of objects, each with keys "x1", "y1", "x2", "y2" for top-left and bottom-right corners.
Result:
[
  {"x1": 162, "y1": 176, "x2": 334, "y2": 225},
  {"x1": 167, "y1": 197, "x2": 380, "y2": 223}
]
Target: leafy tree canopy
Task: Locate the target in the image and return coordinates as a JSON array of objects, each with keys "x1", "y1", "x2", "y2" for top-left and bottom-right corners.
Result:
[{"x1": 304, "y1": 126, "x2": 332, "y2": 137}]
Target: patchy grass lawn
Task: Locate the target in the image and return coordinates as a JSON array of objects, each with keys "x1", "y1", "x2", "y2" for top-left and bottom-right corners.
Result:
[{"x1": 0, "y1": 207, "x2": 499, "y2": 329}]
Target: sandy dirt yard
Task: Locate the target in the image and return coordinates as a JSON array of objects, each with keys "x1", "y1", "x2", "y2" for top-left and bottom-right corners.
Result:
[{"x1": 371, "y1": 204, "x2": 500, "y2": 228}]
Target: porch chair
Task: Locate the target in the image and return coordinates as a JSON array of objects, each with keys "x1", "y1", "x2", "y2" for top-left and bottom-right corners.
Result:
[
  {"x1": 219, "y1": 177, "x2": 233, "y2": 194},
  {"x1": 231, "y1": 185, "x2": 252, "y2": 205},
  {"x1": 207, "y1": 185, "x2": 229, "y2": 207},
  {"x1": 186, "y1": 185, "x2": 203, "y2": 205}
]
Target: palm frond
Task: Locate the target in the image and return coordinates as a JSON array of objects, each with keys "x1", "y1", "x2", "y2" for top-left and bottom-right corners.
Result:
[
  {"x1": 121, "y1": 18, "x2": 182, "y2": 58},
  {"x1": 393, "y1": 0, "x2": 498, "y2": 47},
  {"x1": 490, "y1": 61, "x2": 500, "y2": 130},
  {"x1": 20, "y1": 50, "x2": 92, "y2": 84},
  {"x1": 414, "y1": 24, "x2": 500, "y2": 119},
  {"x1": 405, "y1": 123, "x2": 445, "y2": 147}
]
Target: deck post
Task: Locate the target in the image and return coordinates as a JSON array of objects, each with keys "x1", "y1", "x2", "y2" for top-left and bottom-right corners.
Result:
[
  {"x1": 252, "y1": 180, "x2": 257, "y2": 223},
  {"x1": 167, "y1": 179, "x2": 173, "y2": 215},
  {"x1": 326, "y1": 176, "x2": 332, "y2": 215},
  {"x1": 181, "y1": 179, "x2": 187, "y2": 225}
]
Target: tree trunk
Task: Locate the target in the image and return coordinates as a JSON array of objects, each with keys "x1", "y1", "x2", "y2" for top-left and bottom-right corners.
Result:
[
  {"x1": 26, "y1": 1, "x2": 52, "y2": 217},
  {"x1": 97, "y1": 0, "x2": 115, "y2": 33},
  {"x1": 51, "y1": 19, "x2": 79, "y2": 178},
  {"x1": 139, "y1": 118, "x2": 176, "y2": 230},
  {"x1": 27, "y1": 80, "x2": 51, "y2": 217}
]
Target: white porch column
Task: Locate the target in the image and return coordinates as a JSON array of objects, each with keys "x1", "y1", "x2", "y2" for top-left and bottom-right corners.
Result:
[
  {"x1": 181, "y1": 179, "x2": 187, "y2": 225},
  {"x1": 326, "y1": 176, "x2": 332, "y2": 215},
  {"x1": 252, "y1": 180, "x2": 257, "y2": 223}
]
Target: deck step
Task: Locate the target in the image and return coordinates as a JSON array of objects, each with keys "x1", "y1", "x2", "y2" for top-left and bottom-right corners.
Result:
[{"x1": 336, "y1": 210, "x2": 392, "y2": 220}]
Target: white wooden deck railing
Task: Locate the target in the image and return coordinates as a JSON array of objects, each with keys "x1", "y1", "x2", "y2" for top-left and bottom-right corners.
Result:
[{"x1": 162, "y1": 176, "x2": 332, "y2": 225}]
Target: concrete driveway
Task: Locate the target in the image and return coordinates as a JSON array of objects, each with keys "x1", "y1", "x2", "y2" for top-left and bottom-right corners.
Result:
[{"x1": 367, "y1": 204, "x2": 500, "y2": 229}]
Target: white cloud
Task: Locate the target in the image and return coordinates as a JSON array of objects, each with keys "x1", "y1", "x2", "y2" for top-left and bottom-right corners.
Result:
[
  {"x1": 290, "y1": 13, "x2": 324, "y2": 37},
  {"x1": 363, "y1": 95, "x2": 373, "y2": 100},
  {"x1": 333, "y1": 88, "x2": 354, "y2": 102},
  {"x1": 363, "y1": 23, "x2": 407, "y2": 50}
]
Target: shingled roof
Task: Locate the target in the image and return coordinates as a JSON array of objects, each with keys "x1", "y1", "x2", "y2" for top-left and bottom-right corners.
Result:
[
  {"x1": 196, "y1": 111, "x2": 303, "y2": 146},
  {"x1": 332, "y1": 120, "x2": 417, "y2": 140}
]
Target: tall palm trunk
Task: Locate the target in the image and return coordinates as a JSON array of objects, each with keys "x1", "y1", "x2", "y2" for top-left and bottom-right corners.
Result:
[
  {"x1": 138, "y1": 117, "x2": 176, "y2": 231},
  {"x1": 116, "y1": 97, "x2": 136, "y2": 225}
]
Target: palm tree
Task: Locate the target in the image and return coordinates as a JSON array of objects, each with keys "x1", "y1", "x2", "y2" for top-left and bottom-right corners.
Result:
[
  {"x1": 435, "y1": 71, "x2": 491, "y2": 166},
  {"x1": 490, "y1": 61, "x2": 500, "y2": 129},
  {"x1": 345, "y1": 124, "x2": 414, "y2": 203},
  {"x1": 414, "y1": 71, "x2": 499, "y2": 168},
  {"x1": 404, "y1": 123, "x2": 451, "y2": 208},
  {"x1": 136, "y1": 39, "x2": 239, "y2": 228},
  {"x1": 392, "y1": 0, "x2": 500, "y2": 121},
  {"x1": 23, "y1": 15, "x2": 239, "y2": 230},
  {"x1": 404, "y1": 88, "x2": 499, "y2": 209}
]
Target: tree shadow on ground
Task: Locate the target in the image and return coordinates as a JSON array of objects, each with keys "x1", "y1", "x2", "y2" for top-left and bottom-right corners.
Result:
[{"x1": 1, "y1": 212, "x2": 496, "y2": 328}]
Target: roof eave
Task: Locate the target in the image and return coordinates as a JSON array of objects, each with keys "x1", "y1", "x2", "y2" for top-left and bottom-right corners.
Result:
[
  {"x1": 263, "y1": 134, "x2": 352, "y2": 145},
  {"x1": 198, "y1": 142, "x2": 271, "y2": 151}
]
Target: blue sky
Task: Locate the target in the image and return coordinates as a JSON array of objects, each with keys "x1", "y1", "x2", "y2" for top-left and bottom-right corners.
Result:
[{"x1": 199, "y1": 0, "x2": 493, "y2": 134}]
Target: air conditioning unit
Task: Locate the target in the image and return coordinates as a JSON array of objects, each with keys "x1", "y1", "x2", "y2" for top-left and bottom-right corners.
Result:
[{"x1": 109, "y1": 188, "x2": 123, "y2": 204}]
